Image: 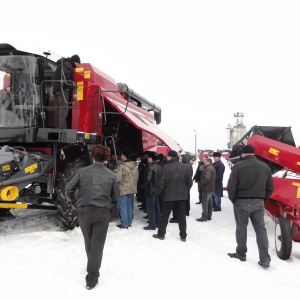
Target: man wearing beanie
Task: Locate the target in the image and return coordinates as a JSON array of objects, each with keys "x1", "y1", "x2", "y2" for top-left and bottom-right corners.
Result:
[
  {"x1": 227, "y1": 144, "x2": 274, "y2": 268},
  {"x1": 153, "y1": 150, "x2": 192, "y2": 242},
  {"x1": 65, "y1": 144, "x2": 119, "y2": 290},
  {"x1": 53, "y1": 54, "x2": 81, "y2": 128}
]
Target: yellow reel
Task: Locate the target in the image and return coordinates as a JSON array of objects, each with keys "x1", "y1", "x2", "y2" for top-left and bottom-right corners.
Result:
[{"x1": 0, "y1": 186, "x2": 19, "y2": 201}]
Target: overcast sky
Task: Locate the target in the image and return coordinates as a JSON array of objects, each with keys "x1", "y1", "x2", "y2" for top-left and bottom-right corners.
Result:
[{"x1": 2, "y1": 0, "x2": 300, "y2": 152}]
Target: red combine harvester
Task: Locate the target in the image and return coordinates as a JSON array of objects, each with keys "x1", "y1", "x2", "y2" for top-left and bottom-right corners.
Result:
[
  {"x1": 229, "y1": 125, "x2": 300, "y2": 259},
  {"x1": 0, "y1": 43, "x2": 180, "y2": 229}
]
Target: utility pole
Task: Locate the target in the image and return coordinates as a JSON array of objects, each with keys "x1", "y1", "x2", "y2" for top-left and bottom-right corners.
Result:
[{"x1": 194, "y1": 129, "x2": 197, "y2": 157}]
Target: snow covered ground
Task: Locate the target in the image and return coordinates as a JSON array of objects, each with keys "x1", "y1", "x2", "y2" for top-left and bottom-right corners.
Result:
[{"x1": 0, "y1": 162, "x2": 299, "y2": 300}]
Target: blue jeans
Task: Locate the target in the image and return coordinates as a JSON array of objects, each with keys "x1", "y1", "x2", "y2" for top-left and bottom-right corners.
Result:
[
  {"x1": 213, "y1": 188, "x2": 222, "y2": 210},
  {"x1": 117, "y1": 194, "x2": 134, "y2": 227},
  {"x1": 146, "y1": 194, "x2": 161, "y2": 229},
  {"x1": 233, "y1": 198, "x2": 271, "y2": 264}
]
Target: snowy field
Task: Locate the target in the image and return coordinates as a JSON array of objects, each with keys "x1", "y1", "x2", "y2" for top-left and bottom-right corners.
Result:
[{"x1": 0, "y1": 162, "x2": 299, "y2": 300}]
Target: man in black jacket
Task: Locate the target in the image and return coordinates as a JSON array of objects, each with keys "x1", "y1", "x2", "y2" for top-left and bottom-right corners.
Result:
[
  {"x1": 193, "y1": 158, "x2": 206, "y2": 204},
  {"x1": 65, "y1": 144, "x2": 119, "y2": 290},
  {"x1": 53, "y1": 54, "x2": 81, "y2": 128},
  {"x1": 136, "y1": 151, "x2": 150, "y2": 211},
  {"x1": 143, "y1": 152, "x2": 162, "y2": 230},
  {"x1": 227, "y1": 145, "x2": 274, "y2": 268},
  {"x1": 153, "y1": 150, "x2": 193, "y2": 242},
  {"x1": 212, "y1": 152, "x2": 225, "y2": 211}
]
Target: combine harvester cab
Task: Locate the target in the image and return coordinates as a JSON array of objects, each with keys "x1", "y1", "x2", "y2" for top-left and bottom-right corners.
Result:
[
  {"x1": 229, "y1": 125, "x2": 300, "y2": 260},
  {"x1": 0, "y1": 43, "x2": 180, "y2": 229}
]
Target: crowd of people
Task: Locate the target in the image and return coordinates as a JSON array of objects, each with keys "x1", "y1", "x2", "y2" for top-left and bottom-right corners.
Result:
[{"x1": 65, "y1": 145, "x2": 273, "y2": 290}]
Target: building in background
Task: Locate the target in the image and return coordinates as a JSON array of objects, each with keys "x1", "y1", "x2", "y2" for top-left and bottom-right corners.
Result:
[{"x1": 226, "y1": 112, "x2": 247, "y2": 148}]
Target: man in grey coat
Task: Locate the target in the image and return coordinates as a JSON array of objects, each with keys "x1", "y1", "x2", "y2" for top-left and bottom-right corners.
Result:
[
  {"x1": 227, "y1": 145, "x2": 274, "y2": 268},
  {"x1": 65, "y1": 144, "x2": 119, "y2": 290},
  {"x1": 153, "y1": 150, "x2": 193, "y2": 242}
]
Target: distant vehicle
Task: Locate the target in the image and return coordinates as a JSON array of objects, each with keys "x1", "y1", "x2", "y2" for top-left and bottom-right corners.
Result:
[
  {"x1": 198, "y1": 149, "x2": 231, "y2": 160},
  {"x1": 217, "y1": 149, "x2": 232, "y2": 160},
  {"x1": 198, "y1": 149, "x2": 214, "y2": 160}
]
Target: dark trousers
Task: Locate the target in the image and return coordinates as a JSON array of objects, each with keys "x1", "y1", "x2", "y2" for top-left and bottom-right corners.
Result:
[
  {"x1": 233, "y1": 199, "x2": 271, "y2": 263},
  {"x1": 172, "y1": 192, "x2": 190, "y2": 219},
  {"x1": 201, "y1": 190, "x2": 213, "y2": 220},
  {"x1": 159, "y1": 195, "x2": 163, "y2": 210},
  {"x1": 186, "y1": 192, "x2": 190, "y2": 215},
  {"x1": 78, "y1": 207, "x2": 110, "y2": 286},
  {"x1": 110, "y1": 203, "x2": 119, "y2": 221},
  {"x1": 146, "y1": 194, "x2": 161, "y2": 229},
  {"x1": 158, "y1": 200, "x2": 187, "y2": 239},
  {"x1": 54, "y1": 90, "x2": 69, "y2": 129},
  {"x1": 197, "y1": 182, "x2": 203, "y2": 203},
  {"x1": 137, "y1": 188, "x2": 146, "y2": 210}
]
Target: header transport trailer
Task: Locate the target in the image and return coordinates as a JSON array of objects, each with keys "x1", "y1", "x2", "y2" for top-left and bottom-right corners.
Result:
[{"x1": 0, "y1": 43, "x2": 180, "y2": 229}]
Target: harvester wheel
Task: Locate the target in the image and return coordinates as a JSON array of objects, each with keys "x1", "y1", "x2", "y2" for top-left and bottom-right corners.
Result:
[
  {"x1": 55, "y1": 186, "x2": 78, "y2": 230},
  {"x1": 275, "y1": 217, "x2": 292, "y2": 260},
  {"x1": 54, "y1": 157, "x2": 90, "y2": 230}
]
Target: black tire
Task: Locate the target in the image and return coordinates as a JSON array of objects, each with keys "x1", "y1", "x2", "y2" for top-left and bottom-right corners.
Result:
[
  {"x1": 275, "y1": 217, "x2": 292, "y2": 260},
  {"x1": 55, "y1": 186, "x2": 78, "y2": 229},
  {"x1": 54, "y1": 157, "x2": 90, "y2": 230}
]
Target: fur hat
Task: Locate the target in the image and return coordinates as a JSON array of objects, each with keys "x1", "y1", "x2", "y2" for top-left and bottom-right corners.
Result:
[
  {"x1": 153, "y1": 153, "x2": 159, "y2": 161},
  {"x1": 71, "y1": 54, "x2": 81, "y2": 64},
  {"x1": 121, "y1": 149, "x2": 131, "y2": 159},
  {"x1": 158, "y1": 153, "x2": 165, "y2": 161},
  {"x1": 213, "y1": 152, "x2": 221, "y2": 157},
  {"x1": 242, "y1": 145, "x2": 255, "y2": 154},
  {"x1": 143, "y1": 151, "x2": 153, "y2": 156},
  {"x1": 167, "y1": 150, "x2": 178, "y2": 158},
  {"x1": 147, "y1": 151, "x2": 157, "y2": 159}
]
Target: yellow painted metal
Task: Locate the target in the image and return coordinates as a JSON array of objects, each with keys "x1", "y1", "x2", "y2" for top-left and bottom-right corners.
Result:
[
  {"x1": 0, "y1": 186, "x2": 19, "y2": 200},
  {"x1": 0, "y1": 203, "x2": 28, "y2": 209}
]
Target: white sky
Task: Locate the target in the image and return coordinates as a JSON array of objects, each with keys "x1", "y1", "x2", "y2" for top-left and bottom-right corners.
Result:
[
  {"x1": 0, "y1": 162, "x2": 299, "y2": 299},
  {"x1": 2, "y1": 0, "x2": 300, "y2": 151}
]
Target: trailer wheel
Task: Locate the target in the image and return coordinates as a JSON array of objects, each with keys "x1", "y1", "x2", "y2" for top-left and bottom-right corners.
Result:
[{"x1": 275, "y1": 217, "x2": 292, "y2": 260}]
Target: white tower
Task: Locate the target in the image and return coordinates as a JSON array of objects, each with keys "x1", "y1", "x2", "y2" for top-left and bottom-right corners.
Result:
[
  {"x1": 226, "y1": 123, "x2": 232, "y2": 148},
  {"x1": 229, "y1": 112, "x2": 247, "y2": 148}
]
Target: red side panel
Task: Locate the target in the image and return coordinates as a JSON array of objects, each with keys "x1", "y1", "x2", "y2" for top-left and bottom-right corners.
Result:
[
  {"x1": 142, "y1": 131, "x2": 158, "y2": 152},
  {"x1": 271, "y1": 177, "x2": 300, "y2": 205},
  {"x1": 72, "y1": 64, "x2": 180, "y2": 152},
  {"x1": 248, "y1": 135, "x2": 300, "y2": 174},
  {"x1": 72, "y1": 64, "x2": 116, "y2": 132},
  {"x1": 103, "y1": 94, "x2": 180, "y2": 152},
  {"x1": 157, "y1": 145, "x2": 171, "y2": 156}
]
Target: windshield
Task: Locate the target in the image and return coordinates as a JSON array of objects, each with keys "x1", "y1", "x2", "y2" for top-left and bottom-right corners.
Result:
[{"x1": 0, "y1": 55, "x2": 41, "y2": 127}]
